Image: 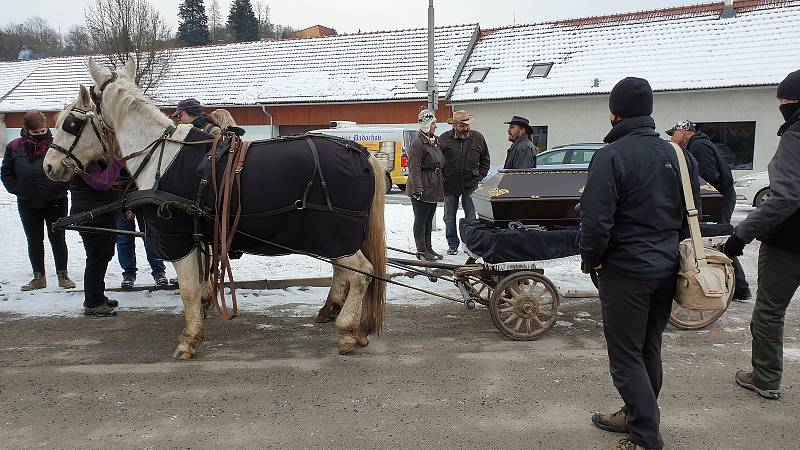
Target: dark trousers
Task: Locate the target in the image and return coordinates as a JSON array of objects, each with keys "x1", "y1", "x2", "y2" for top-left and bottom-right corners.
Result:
[
  {"x1": 411, "y1": 198, "x2": 437, "y2": 241},
  {"x1": 17, "y1": 199, "x2": 69, "y2": 274},
  {"x1": 80, "y1": 221, "x2": 116, "y2": 308},
  {"x1": 717, "y1": 190, "x2": 750, "y2": 295},
  {"x1": 115, "y1": 214, "x2": 165, "y2": 280},
  {"x1": 443, "y1": 191, "x2": 476, "y2": 249},
  {"x1": 598, "y1": 269, "x2": 675, "y2": 450},
  {"x1": 750, "y1": 243, "x2": 800, "y2": 389}
]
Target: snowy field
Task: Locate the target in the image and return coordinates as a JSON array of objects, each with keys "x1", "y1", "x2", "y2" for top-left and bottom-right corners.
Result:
[{"x1": 0, "y1": 188, "x2": 596, "y2": 318}]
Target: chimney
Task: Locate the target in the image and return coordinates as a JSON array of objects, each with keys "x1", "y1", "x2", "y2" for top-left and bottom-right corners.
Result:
[{"x1": 720, "y1": 0, "x2": 736, "y2": 19}]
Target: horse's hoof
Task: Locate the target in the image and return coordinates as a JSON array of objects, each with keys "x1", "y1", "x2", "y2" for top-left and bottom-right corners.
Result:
[
  {"x1": 338, "y1": 335, "x2": 368, "y2": 354},
  {"x1": 173, "y1": 350, "x2": 194, "y2": 360},
  {"x1": 315, "y1": 313, "x2": 336, "y2": 323}
]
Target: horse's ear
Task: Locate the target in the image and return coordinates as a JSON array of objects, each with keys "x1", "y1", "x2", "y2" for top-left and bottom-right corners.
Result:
[
  {"x1": 78, "y1": 85, "x2": 92, "y2": 108},
  {"x1": 86, "y1": 57, "x2": 103, "y2": 82},
  {"x1": 123, "y1": 57, "x2": 136, "y2": 79}
]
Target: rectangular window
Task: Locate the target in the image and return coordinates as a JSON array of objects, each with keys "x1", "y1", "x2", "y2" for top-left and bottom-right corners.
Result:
[
  {"x1": 466, "y1": 68, "x2": 491, "y2": 83},
  {"x1": 531, "y1": 126, "x2": 548, "y2": 152},
  {"x1": 694, "y1": 121, "x2": 756, "y2": 170},
  {"x1": 527, "y1": 63, "x2": 553, "y2": 79}
]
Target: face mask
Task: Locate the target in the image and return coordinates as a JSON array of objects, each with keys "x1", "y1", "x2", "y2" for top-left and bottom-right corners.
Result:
[
  {"x1": 30, "y1": 132, "x2": 50, "y2": 141},
  {"x1": 779, "y1": 103, "x2": 800, "y2": 122}
]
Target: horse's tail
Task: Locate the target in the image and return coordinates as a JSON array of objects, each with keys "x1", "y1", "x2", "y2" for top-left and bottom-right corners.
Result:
[{"x1": 360, "y1": 156, "x2": 387, "y2": 335}]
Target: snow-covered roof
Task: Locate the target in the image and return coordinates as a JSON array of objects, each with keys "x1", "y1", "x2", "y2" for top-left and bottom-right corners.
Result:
[
  {"x1": 0, "y1": 24, "x2": 478, "y2": 112},
  {"x1": 450, "y1": 0, "x2": 800, "y2": 102},
  {"x1": 0, "y1": 59, "x2": 44, "y2": 106}
]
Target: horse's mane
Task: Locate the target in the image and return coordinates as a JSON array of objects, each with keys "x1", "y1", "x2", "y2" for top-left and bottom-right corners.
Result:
[{"x1": 105, "y1": 75, "x2": 172, "y2": 131}]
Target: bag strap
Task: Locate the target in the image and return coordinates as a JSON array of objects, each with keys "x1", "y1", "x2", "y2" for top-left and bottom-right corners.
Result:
[{"x1": 669, "y1": 141, "x2": 707, "y2": 267}]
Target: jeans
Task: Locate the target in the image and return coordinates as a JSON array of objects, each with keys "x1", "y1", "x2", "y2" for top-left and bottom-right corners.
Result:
[
  {"x1": 17, "y1": 198, "x2": 69, "y2": 274},
  {"x1": 411, "y1": 198, "x2": 437, "y2": 240},
  {"x1": 443, "y1": 191, "x2": 476, "y2": 249},
  {"x1": 116, "y1": 213, "x2": 165, "y2": 280},
  {"x1": 80, "y1": 221, "x2": 116, "y2": 308},
  {"x1": 749, "y1": 243, "x2": 800, "y2": 389},
  {"x1": 598, "y1": 268, "x2": 675, "y2": 450}
]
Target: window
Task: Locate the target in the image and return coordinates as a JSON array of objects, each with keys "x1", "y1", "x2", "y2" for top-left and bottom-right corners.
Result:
[
  {"x1": 537, "y1": 149, "x2": 567, "y2": 166},
  {"x1": 527, "y1": 63, "x2": 553, "y2": 79},
  {"x1": 694, "y1": 121, "x2": 756, "y2": 170},
  {"x1": 531, "y1": 126, "x2": 548, "y2": 152},
  {"x1": 466, "y1": 68, "x2": 491, "y2": 83},
  {"x1": 568, "y1": 149, "x2": 596, "y2": 164}
]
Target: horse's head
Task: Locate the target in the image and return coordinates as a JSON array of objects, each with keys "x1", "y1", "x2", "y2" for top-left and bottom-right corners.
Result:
[
  {"x1": 43, "y1": 85, "x2": 115, "y2": 182},
  {"x1": 86, "y1": 56, "x2": 137, "y2": 130}
]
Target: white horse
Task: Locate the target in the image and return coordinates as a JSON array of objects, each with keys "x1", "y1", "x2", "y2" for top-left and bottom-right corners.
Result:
[{"x1": 43, "y1": 58, "x2": 387, "y2": 359}]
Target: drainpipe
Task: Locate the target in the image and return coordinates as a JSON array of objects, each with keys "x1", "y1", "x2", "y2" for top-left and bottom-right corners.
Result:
[{"x1": 260, "y1": 105, "x2": 274, "y2": 138}]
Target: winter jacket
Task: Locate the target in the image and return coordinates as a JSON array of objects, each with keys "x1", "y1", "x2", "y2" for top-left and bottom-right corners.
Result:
[
  {"x1": 192, "y1": 116, "x2": 221, "y2": 136},
  {"x1": 735, "y1": 118, "x2": 800, "y2": 252},
  {"x1": 406, "y1": 131, "x2": 445, "y2": 203},
  {"x1": 580, "y1": 116, "x2": 701, "y2": 280},
  {"x1": 438, "y1": 129, "x2": 490, "y2": 195},
  {"x1": 685, "y1": 132, "x2": 734, "y2": 196},
  {"x1": 503, "y1": 136, "x2": 537, "y2": 169},
  {"x1": 69, "y1": 158, "x2": 123, "y2": 220},
  {"x1": 1, "y1": 130, "x2": 69, "y2": 207}
]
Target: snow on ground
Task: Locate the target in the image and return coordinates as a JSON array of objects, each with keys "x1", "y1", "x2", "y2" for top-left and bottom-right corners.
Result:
[{"x1": 0, "y1": 187, "x2": 597, "y2": 318}]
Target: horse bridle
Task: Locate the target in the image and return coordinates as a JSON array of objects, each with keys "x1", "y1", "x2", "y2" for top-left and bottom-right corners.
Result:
[{"x1": 48, "y1": 72, "x2": 118, "y2": 173}]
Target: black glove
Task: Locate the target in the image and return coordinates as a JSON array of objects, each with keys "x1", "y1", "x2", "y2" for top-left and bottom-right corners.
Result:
[
  {"x1": 412, "y1": 193, "x2": 422, "y2": 201},
  {"x1": 723, "y1": 234, "x2": 746, "y2": 259}
]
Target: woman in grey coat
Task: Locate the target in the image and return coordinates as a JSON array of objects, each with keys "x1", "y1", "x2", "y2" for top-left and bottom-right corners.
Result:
[{"x1": 407, "y1": 109, "x2": 445, "y2": 260}]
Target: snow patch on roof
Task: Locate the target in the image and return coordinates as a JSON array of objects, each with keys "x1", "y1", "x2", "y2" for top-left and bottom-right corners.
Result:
[{"x1": 450, "y1": 1, "x2": 800, "y2": 102}]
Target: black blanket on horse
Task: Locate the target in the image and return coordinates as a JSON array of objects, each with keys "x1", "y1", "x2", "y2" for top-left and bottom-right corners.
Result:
[{"x1": 138, "y1": 129, "x2": 375, "y2": 261}]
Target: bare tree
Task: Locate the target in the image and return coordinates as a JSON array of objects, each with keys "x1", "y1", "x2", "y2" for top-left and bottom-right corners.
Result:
[
  {"x1": 254, "y1": 1, "x2": 275, "y2": 40},
  {"x1": 0, "y1": 17, "x2": 63, "y2": 60},
  {"x1": 207, "y1": 0, "x2": 224, "y2": 43},
  {"x1": 63, "y1": 25, "x2": 94, "y2": 56},
  {"x1": 84, "y1": 0, "x2": 173, "y2": 93}
]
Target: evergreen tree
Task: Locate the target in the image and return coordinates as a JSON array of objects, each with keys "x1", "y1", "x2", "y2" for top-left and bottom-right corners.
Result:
[
  {"x1": 177, "y1": 0, "x2": 210, "y2": 47},
  {"x1": 227, "y1": 0, "x2": 259, "y2": 42}
]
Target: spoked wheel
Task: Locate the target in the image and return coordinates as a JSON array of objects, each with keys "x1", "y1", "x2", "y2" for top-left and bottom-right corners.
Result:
[
  {"x1": 490, "y1": 271, "x2": 559, "y2": 341},
  {"x1": 669, "y1": 271, "x2": 736, "y2": 330}
]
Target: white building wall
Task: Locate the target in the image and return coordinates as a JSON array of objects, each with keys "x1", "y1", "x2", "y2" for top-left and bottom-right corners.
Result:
[{"x1": 455, "y1": 87, "x2": 782, "y2": 176}]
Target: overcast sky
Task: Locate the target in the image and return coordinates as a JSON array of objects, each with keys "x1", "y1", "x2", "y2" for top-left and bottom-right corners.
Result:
[{"x1": 7, "y1": 0, "x2": 700, "y2": 34}]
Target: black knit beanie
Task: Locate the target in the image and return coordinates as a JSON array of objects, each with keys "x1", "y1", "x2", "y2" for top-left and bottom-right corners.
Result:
[
  {"x1": 777, "y1": 69, "x2": 800, "y2": 100},
  {"x1": 609, "y1": 77, "x2": 654, "y2": 118}
]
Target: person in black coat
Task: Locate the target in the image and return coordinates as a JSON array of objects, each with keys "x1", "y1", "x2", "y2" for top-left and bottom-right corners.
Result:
[
  {"x1": 667, "y1": 119, "x2": 751, "y2": 300},
  {"x1": 580, "y1": 78, "x2": 700, "y2": 450},
  {"x1": 70, "y1": 156, "x2": 124, "y2": 316},
  {"x1": 1, "y1": 112, "x2": 75, "y2": 291}
]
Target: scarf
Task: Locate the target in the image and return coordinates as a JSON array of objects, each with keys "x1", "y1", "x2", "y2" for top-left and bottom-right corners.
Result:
[{"x1": 19, "y1": 129, "x2": 52, "y2": 160}]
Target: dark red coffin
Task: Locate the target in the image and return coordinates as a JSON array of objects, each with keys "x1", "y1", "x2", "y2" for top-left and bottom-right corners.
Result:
[{"x1": 473, "y1": 168, "x2": 724, "y2": 227}]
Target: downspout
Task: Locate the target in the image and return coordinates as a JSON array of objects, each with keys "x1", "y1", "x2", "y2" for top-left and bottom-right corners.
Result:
[{"x1": 260, "y1": 104, "x2": 274, "y2": 138}]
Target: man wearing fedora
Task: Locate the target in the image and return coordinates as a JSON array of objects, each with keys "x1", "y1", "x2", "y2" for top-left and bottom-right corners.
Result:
[
  {"x1": 439, "y1": 110, "x2": 490, "y2": 255},
  {"x1": 504, "y1": 116, "x2": 537, "y2": 169},
  {"x1": 171, "y1": 98, "x2": 222, "y2": 136}
]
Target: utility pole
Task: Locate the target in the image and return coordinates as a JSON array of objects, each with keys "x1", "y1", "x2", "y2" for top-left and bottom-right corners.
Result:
[{"x1": 427, "y1": 0, "x2": 438, "y2": 111}]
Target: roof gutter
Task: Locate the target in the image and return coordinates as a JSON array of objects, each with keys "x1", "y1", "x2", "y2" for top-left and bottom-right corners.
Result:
[{"x1": 444, "y1": 24, "x2": 481, "y2": 102}]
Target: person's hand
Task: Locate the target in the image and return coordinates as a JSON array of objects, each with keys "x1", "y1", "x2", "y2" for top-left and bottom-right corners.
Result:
[
  {"x1": 413, "y1": 193, "x2": 422, "y2": 201},
  {"x1": 123, "y1": 209, "x2": 135, "y2": 220},
  {"x1": 581, "y1": 260, "x2": 602, "y2": 274},
  {"x1": 723, "y1": 234, "x2": 746, "y2": 259}
]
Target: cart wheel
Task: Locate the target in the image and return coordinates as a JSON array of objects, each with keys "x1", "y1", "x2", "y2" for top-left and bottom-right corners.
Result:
[
  {"x1": 669, "y1": 268, "x2": 736, "y2": 330},
  {"x1": 463, "y1": 277, "x2": 494, "y2": 306},
  {"x1": 490, "y1": 271, "x2": 559, "y2": 341}
]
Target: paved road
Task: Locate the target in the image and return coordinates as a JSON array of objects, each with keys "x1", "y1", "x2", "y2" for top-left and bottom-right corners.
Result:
[{"x1": 1, "y1": 290, "x2": 797, "y2": 449}]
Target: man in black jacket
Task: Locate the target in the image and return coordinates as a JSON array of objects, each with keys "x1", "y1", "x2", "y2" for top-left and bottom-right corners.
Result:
[
  {"x1": 439, "y1": 110, "x2": 490, "y2": 255},
  {"x1": 724, "y1": 69, "x2": 800, "y2": 401},
  {"x1": 667, "y1": 120, "x2": 751, "y2": 300},
  {"x1": 581, "y1": 77, "x2": 700, "y2": 450}
]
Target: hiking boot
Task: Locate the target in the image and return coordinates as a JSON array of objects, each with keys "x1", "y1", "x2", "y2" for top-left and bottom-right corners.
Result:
[
  {"x1": 415, "y1": 238, "x2": 436, "y2": 262},
  {"x1": 121, "y1": 277, "x2": 135, "y2": 290},
  {"x1": 57, "y1": 271, "x2": 76, "y2": 289},
  {"x1": 447, "y1": 247, "x2": 458, "y2": 256},
  {"x1": 21, "y1": 272, "x2": 46, "y2": 291},
  {"x1": 105, "y1": 298, "x2": 119, "y2": 308},
  {"x1": 733, "y1": 288, "x2": 752, "y2": 301},
  {"x1": 592, "y1": 408, "x2": 629, "y2": 433},
  {"x1": 154, "y1": 275, "x2": 169, "y2": 287},
  {"x1": 84, "y1": 303, "x2": 117, "y2": 317},
  {"x1": 424, "y1": 236, "x2": 444, "y2": 260},
  {"x1": 605, "y1": 439, "x2": 650, "y2": 450},
  {"x1": 735, "y1": 370, "x2": 780, "y2": 399}
]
